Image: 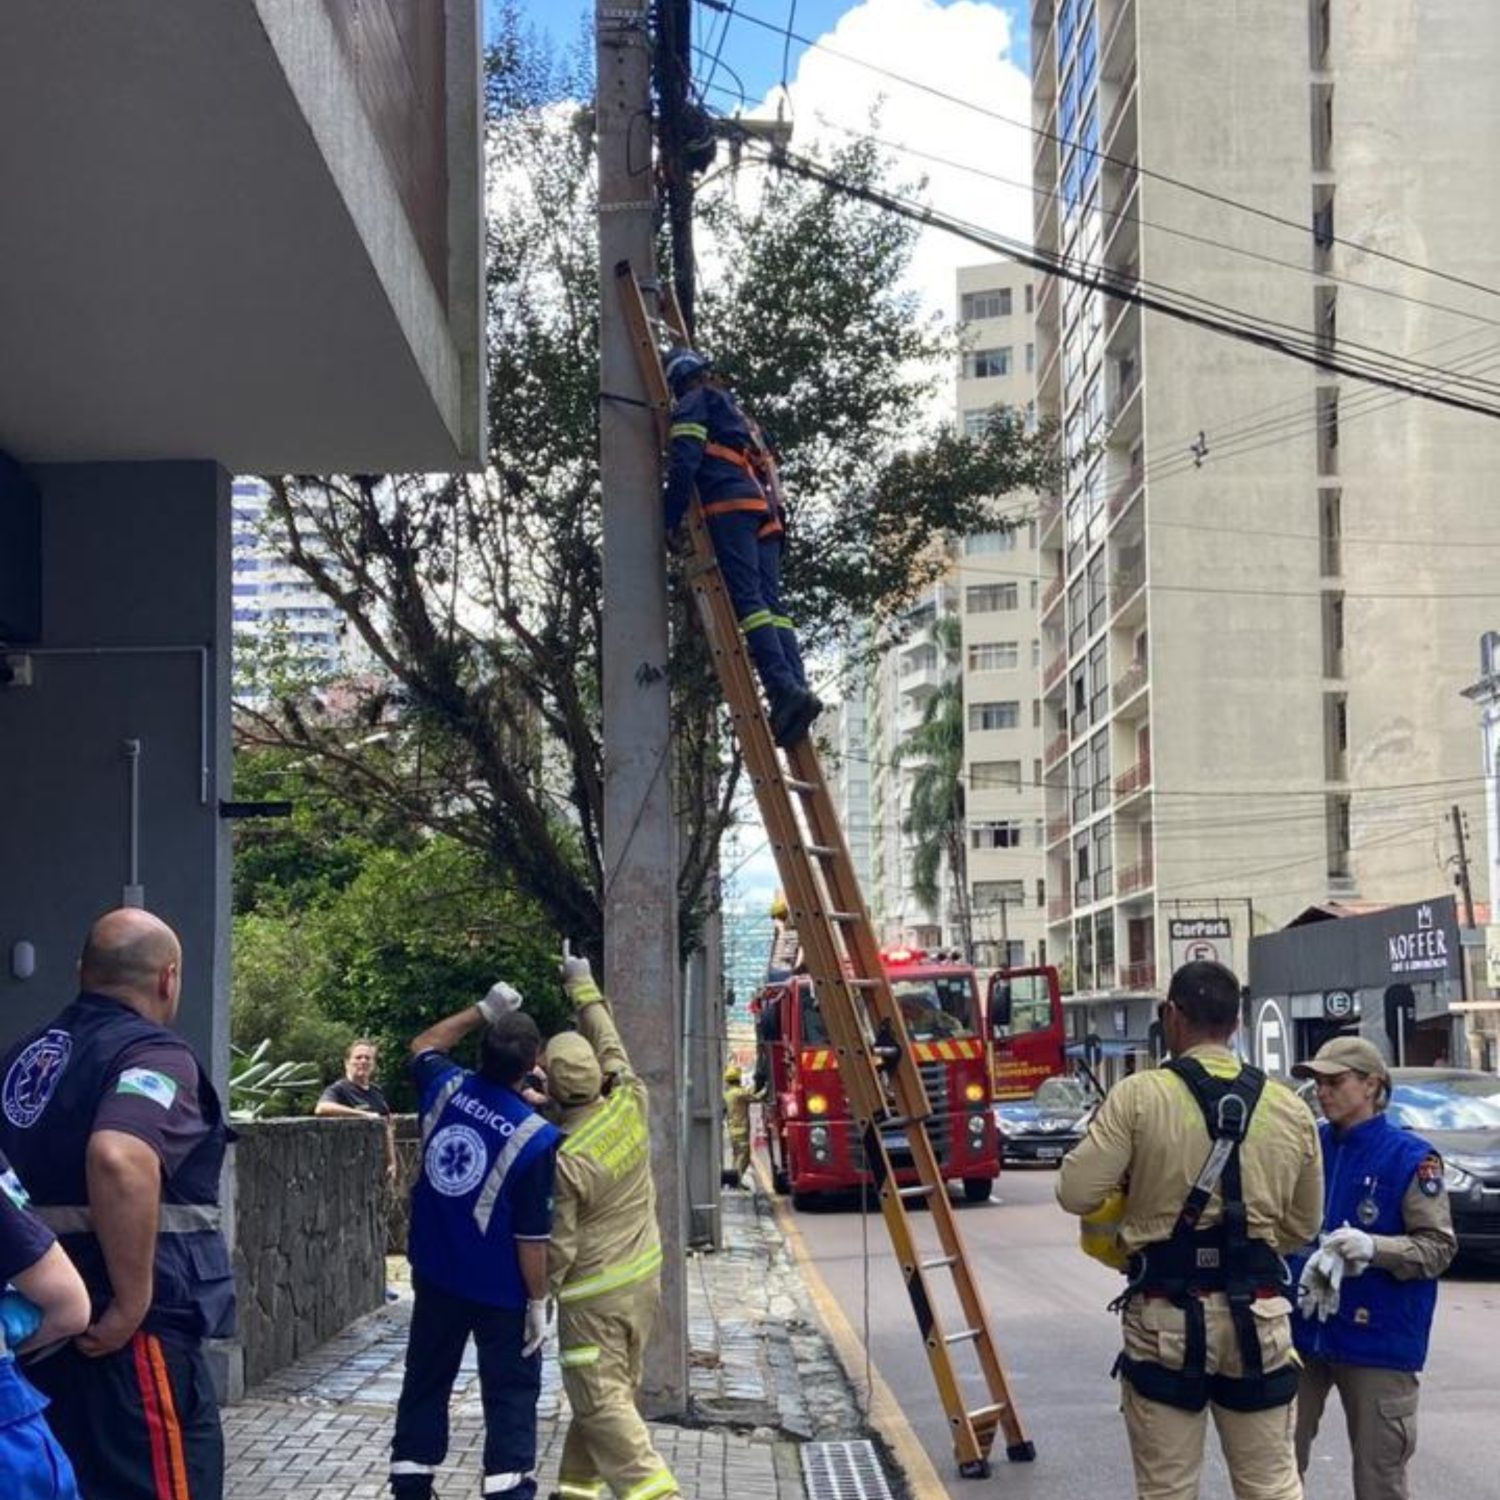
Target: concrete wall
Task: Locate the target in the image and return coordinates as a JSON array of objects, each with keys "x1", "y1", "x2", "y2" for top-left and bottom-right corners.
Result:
[
  {"x1": 0, "y1": 461, "x2": 232, "y2": 1088},
  {"x1": 234, "y1": 1116, "x2": 388, "y2": 1389}
]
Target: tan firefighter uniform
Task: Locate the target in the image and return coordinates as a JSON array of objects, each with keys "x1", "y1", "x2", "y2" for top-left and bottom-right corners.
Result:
[
  {"x1": 546, "y1": 969, "x2": 678, "y2": 1500},
  {"x1": 723, "y1": 1067, "x2": 759, "y2": 1179}
]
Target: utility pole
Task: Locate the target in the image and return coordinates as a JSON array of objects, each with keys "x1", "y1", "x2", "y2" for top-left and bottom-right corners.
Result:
[
  {"x1": 653, "y1": 0, "x2": 696, "y2": 334},
  {"x1": 596, "y1": 0, "x2": 686, "y2": 1416},
  {"x1": 1452, "y1": 803, "x2": 1478, "y2": 930}
]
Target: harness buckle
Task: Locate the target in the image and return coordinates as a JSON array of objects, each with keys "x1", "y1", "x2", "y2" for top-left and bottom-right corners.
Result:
[{"x1": 1215, "y1": 1091, "x2": 1249, "y2": 1141}]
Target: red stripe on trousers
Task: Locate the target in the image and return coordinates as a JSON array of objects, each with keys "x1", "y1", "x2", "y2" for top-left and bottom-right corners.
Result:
[{"x1": 132, "y1": 1332, "x2": 175, "y2": 1500}]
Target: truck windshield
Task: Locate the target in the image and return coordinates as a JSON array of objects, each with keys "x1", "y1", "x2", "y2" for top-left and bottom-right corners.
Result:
[
  {"x1": 798, "y1": 974, "x2": 978, "y2": 1044},
  {"x1": 994, "y1": 971, "x2": 1057, "y2": 1037}
]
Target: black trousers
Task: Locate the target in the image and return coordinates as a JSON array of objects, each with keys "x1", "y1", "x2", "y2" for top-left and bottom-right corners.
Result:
[
  {"x1": 390, "y1": 1274, "x2": 541, "y2": 1498},
  {"x1": 27, "y1": 1331, "x2": 222, "y2": 1500}
]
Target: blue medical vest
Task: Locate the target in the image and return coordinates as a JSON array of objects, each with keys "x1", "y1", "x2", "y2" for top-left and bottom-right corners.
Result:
[
  {"x1": 1292, "y1": 1113, "x2": 1439, "y2": 1372},
  {"x1": 408, "y1": 1058, "x2": 559, "y2": 1308}
]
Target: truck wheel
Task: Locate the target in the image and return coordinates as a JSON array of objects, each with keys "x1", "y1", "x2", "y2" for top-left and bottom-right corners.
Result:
[
  {"x1": 963, "y1": 1177, "x2": 994, "y2": 1203},
  {"x1": 792, "y1": 1188, "x2": 820, "y2": 1211},
  {"x1": 772, "y1": 1163, "x2": 790, "y2": 1196}
]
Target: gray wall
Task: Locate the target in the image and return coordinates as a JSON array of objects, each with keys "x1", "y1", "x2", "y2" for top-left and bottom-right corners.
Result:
[
  {"x1": 234, "y1": 1116, "x2": 387, "y2": 1388},
  {"x1": 0, "y1": 461, "x2": 232, "y2": 1087}
]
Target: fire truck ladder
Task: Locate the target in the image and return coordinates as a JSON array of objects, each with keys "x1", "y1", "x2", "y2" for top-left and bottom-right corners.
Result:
[{"x1": 617, "y1": 262, "x2": 1034, "y2": 1478}]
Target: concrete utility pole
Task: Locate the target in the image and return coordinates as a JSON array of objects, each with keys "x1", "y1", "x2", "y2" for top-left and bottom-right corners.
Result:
[
  {"x1": 1452, "y1": 804, "x2": 1478, "y2": 930},
  {"x1": 596, "y1": 0, "x2": 686, "y2": 1415}
]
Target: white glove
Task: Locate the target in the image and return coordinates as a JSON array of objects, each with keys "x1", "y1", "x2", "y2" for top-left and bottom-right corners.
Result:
[
  {"x1": 1324, "y1": 1224, "x2": 1375, "y2": 1276},
  {"x1": 522, "y1": 1297, "x2": 552, "y2": 1357},
  {"x1": 1296, "y1": 1245, "x2": 1345, "y2": 1323},
  {"x1": 477, "y1": 981, "x2": 522, "y2": 1024},
  {"x1": 560, "y1": 948, "x2": 593, "y2": 988}
]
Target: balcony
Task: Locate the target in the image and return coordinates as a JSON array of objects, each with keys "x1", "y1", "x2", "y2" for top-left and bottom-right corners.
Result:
[
  {"x1": 1111, "y1": 571, "x2": 1145, "y2": 617},
  {"x1": 1111, "y1": 659, "x2": 1148, "y2": 708},
  {"x1": 1039, "y1": 490, "x2": 1063, "y2": 537},
  {"x1": 1114, "y1": 757, "x2": 1151, "y2": 800},
  {"x1": 1099, "y1": 0, "x2": 1136, "y2": 82},
  {"x1": 1121, "y1": 958, "x2": 1157, "y2": 990},
  {"x1": 1118, "y1": 857, "x2": 1154, "y2": 898},
  {"x1": 899, "y1": 652, "x2": 943, "y2": 698},
  {"x1": 1046, "y1": 813, "x2": 1071, "y2": 846},
  {"x1": 1102, "y1": 65, "x2": 1138, "y2": 156},
  {"x1": 1044, "y1": 728, "x2": 1069, "y2": 767},
  {"x1": 1041, "y1": 574, "x2": 1065, "y2": 617},
  {"x1": 1036, "y1": 272, "x2": 1060, "y2": 326},
  {"x1": 1048, "y1": 895, "x2": 1072, "y2": 924},
  {"x1": 1107, "y1": 464, "x2": 1144, "y2": 524},
  {"x1": 1043, "y1": 653, "x2": 1068, "y2": 692},
  {"x1": 1109, "y1": 361, "x2": 1141, "y2": 424}
]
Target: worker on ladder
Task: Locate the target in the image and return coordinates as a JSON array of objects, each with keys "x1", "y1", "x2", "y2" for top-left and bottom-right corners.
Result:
[
  {"x1": 662, "y1": 348, "x2": 821, "y2": 748},
  {"x1": 544, "y1": 948, "x2": 680, "y2": 1500}
]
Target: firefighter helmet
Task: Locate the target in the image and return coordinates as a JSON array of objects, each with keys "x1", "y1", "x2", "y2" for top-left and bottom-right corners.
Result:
[{"x1": 665, "y1": 347, "x2": 712, "y2": 396}]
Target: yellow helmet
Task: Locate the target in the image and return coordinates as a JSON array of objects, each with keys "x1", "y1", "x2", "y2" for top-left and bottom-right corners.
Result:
[
  {"x1": 724, "y1": 1064, "x2": 743, "y2": 1084},
  {"x1": 770, "y1": 892, "x2": 789, "y2": 921}
]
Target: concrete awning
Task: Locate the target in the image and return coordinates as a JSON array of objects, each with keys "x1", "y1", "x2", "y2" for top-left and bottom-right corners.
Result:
[{"x1": 0, "y1": 0, "x2": 484, "y2": 473}]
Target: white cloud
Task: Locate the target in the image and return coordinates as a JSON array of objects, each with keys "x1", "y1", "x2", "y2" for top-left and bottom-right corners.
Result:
[{"x1": 753, "y1": 0, "x2": 1035, "y2": 324}]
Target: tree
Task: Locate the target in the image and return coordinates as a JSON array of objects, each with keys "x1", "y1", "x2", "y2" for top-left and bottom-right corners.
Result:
[
  {"x1": 899, "y1": 612, "x2": 972, "y2": 958},
  {"x1": 238, "y1": 15, "x2": 1053, "y2": 964}
]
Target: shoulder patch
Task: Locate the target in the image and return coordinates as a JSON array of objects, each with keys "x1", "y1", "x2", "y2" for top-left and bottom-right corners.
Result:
[
  {"x1": 0, "y1": 1167, "x2": 30, "y2": 1211},
  {"x1": 116, "y1": 1067, "x2": 180, "y2": 1110},
  {"x1": 1416, "y1": 1152, "x2": 1445, "y2": 1197},
  {"x1": 2, "y1": 1030, "x2": 73, "y2": 1129}
]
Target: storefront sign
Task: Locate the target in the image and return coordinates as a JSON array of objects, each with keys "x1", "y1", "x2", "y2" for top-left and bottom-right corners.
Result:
[
  {"x1": 1324, "y1": 988, "x2": 1355, "y2": 1020},
  {"x1": 1169, "y1": 917, "x2": 1233, "y2": 972},
  {"x1": 1386, "y1": 905, "x2": 1451, "y2": 975}
]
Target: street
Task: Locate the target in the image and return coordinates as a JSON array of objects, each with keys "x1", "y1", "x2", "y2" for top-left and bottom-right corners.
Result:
[{"x1": 785, "y1": 1168, "x2": 1500, "y2": 1499}]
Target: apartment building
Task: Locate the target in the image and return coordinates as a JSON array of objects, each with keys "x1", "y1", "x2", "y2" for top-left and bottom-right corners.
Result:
[
  {"x1": 1031, "y1": 0, "x2": 1500, "y2": 1024},
  {"x1": 822, "y1": 693, "x2": 875, "y2": 897},
  {"x1": 956, "y1": 261, "x2": 1046, "y2": 969}
]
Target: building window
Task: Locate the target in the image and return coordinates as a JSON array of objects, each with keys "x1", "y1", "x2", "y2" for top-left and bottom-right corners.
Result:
[
  {"x1": 968, "y1": 641, "x2": 1020, "y2": 671},
  {"x1": 1327, "y1": 793, "x2": 1351, "y2": 879},
  {"x1": 1032, "y1": 638, "x2": 1042, "y2": 668},
  {"x1": 962, "y1": 408, "x2": 998, "y2": 439},
  {"x1": 1026, "y1": 342, "x2": 1036, "y2": 373},
  {"x1": 969, "y1": 701, "x2": 1021, "y2": 731},
  {"x1": 966, "y1": 347, "x2": 1013, "y2": 379},
  {"x1": 967, "y1": 583, "x2": 1019, "y2": 613},
  {"x1": 1025, "y1": 283, "x2": 1035, "y2": 314},
  {"x1": 972, "y1": 821, "x2": 1024, "y2": 850},
  {"x1": 962, "y1": 288, "x2": 1012, "y2": 321},
  {"x1": 974, "y1": 879, "x2": 1026, "y2": 908},
  {"x1": 1033, "y1": 698, "x2": 1042, "y2": 728},
  {"x1": 966, "y1": 529, "x2": 1018, "y2": 555},
  {"x1": 971, "y1": 760, "x2": 1023, "y2": 790}
]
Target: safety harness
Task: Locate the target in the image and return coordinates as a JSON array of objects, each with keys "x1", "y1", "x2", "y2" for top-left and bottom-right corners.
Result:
[
  {"x1": 1113, "y1": 1058, "x2": 1297, "y2": 1413},
  {"x1": 701, "y1": 439, "x2": 785, "y2": 540}
]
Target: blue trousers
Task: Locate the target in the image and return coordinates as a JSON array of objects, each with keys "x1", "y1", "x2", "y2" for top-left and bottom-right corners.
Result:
[
  {"x1": 390, "y1": 1274, "x2": 540, "y2": 1498},
  {"x1": 706, "y1": 513, "x2": 806, "y2": 699},
  {"x1": 0, "y1": 1359, "x2": 79, "y2": 1500}
]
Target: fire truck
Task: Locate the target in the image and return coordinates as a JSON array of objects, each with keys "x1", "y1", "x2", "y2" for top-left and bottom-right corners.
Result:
[
  {"x1": 987, "y1": 964, "x2": 1067, "y2": 1100},
  {"x1": 754, "y1": 946, "x2": 1002, "y2": 1209}
]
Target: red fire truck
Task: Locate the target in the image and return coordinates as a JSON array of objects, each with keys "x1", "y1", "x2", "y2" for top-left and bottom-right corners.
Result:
[
  {"x1": 754, "y1": 947, "x2": 1002, "y2": 1209},
  {"x1": 987, "y1": 964, "x2": 1067, "y2": 1100}
]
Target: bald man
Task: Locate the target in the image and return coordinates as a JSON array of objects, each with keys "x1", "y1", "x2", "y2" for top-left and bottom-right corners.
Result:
[{"x1": 0, "y1": 908, "x2": 235, "y2": 1500}]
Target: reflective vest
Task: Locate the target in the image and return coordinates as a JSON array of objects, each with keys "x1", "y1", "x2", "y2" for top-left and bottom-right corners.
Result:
[
  {"x1": 1292, "y1": 1114, "x2": 1439, "y2": 1372},
  {"x1": 0, "y1": 993, "x2": 235, "y2": 1341},
  {"x1": 1115, "y1": 1058, "x2": 1296, "y2": 1413},
  {"x1": 409, "y1": 1062, "x2": 560, "y2": 1309}
]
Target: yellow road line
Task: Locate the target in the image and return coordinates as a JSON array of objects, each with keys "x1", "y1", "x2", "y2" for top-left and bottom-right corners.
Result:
[{"x1": 763, "y1": 1175, "x2": 950, "y2": 1499}]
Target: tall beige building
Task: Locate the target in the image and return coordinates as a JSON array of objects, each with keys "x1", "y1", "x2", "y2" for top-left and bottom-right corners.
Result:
[
  {"x1": 955, "y1": 261, "x2": 1046, "y2": 969},
  {"x1": 1031, "y1": 0, "x2": 1500, "y2": 1009}
]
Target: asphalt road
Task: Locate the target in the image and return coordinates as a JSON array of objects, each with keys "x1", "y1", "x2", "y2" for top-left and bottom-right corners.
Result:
[{"x1": 787, "y1": 1167, "x2": 1500, "y2": 1499}]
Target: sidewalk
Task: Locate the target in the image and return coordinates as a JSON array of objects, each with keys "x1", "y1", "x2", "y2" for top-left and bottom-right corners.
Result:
[{"x1": 225, "y1": 1190, "x2": 871, "y2": 1499}]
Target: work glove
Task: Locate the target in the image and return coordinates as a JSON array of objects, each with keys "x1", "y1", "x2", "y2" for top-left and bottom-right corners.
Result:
[
  {"x1": 477, "y1": 981, "x2": 522, "y2": 1025},
  {"x1": 1296, "y1": 1244, "x2": 1345, "y2": 1323},
  {"x1": 0, "y1": 1290, "x2": 42, "y2": 1354},
  {"x1": 560, "y1": 945, "x2": 593, "y2": 990},
  {"x1": 1324, "y1": 1224, "x2": 1375, "y2": 1277},
  {"x1": 521, "y1": 1297, "x2": 552, "y2": 1358}
]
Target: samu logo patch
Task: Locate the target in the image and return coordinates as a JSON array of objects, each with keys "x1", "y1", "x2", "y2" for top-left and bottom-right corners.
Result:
[
  {"x1": 425, "y1": 1124, "x2": 488, "y2": 1198},
  {"x1": 116, "y1": 1068, "x2": 179, "y2": 1110},
  {"x1": 2, "y1": 1030, "x2": 73, "y2": 1129}
]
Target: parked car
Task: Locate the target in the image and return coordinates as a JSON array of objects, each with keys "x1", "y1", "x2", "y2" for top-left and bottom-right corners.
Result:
[
  {"x1": 994, "y1": 1075, "x2": 1097, "y2": 1167},
  {"x1": 1298, "y1": 1068, "x2": 1500, "y2": 1254}
]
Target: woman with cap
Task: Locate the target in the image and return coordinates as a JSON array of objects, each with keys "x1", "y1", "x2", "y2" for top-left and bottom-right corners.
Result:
[{"x1": 1290, "y1": 1035, "x2": 1457, "y2": 1500}]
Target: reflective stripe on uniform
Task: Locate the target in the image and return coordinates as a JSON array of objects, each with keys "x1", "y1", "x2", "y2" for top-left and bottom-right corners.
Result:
[
  {"x1": 559, "y1": 1344, "x2": 601, "y2": 1368},
  {"x1": 738, "y1": 609, "x2": 774, "y2": 633},
  {"x1": 421, "y1": 1073, "x2": 464, "y2": 1144},
  {"x1": 702, "y1": 496, "x2": 768, "y2": 518},
  {"x1": 562, "y1": 1088, "x2": 631, "y2": 1157},
  {"x1": 558, "y1": 1243, "x2": 664, "y2": 1304},
  {"x1": 770, "y1": 614, "x2": 794, "y2": 630},
  {"x1": 669, "y1": 422, "x2": 708, "y2": 442},
  {"x1": 620, "y1": 1467, "x2": 680, "y2": 1500},
  {"x1": 472, "y1": 1111, "x2": 550, "y2": 1235},
  {"x1": 482, "y1": 1471, "x2": 535, "y2": 1494},
  {"x1": 556, "y1": 1483, "x2": 604, "y2": 1500},
  {"x1": 390, "y1": 1461, "x2": 437, "y2": 1476},
  {"x1": 34, "y1": 1203, "x2": 221, "y2": 1234}
]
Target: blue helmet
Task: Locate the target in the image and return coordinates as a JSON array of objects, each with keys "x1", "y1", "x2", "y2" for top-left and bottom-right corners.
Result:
[{"x1": 665, "y1": 347, "x2": 713, "y2": 396}]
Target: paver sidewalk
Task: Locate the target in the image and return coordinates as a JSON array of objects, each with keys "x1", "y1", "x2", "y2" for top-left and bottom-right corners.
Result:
[{"x1": 225, "y1": 1191, "x2": 866, "y2": 1499}]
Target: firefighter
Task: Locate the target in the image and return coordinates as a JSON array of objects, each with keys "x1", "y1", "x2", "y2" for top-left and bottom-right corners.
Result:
[
  {"x1": 545, "y1": 950, "x2": 680, "y2": 1500},
  {"x1": 722, "y1": 1066, "x2": 761, "y2": 1187},
  {"x1": 662, "y1": 347, "x2": 821, "y2": 749},
  {"x1": 1057, "y1": 960, "x2": 1324, "y2": 1500}
]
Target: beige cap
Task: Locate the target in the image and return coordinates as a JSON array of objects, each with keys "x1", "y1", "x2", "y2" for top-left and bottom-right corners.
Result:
[
  {"x1": 1291, "y1": 1035, "x2": 1390, "y2": 1081},
  {"x1": 546, "y1": 1031, "x2": 603, "y2": 1107}
]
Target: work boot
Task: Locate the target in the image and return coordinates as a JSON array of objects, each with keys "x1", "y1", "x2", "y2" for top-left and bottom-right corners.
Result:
[{"x1": 771, "y1": 687, "x2": 823, "y2": 748}]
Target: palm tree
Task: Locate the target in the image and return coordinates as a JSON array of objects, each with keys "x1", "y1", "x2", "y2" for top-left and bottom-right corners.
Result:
[{"x1": 898, "y1": 613, "x2": 973, "y2": 959}]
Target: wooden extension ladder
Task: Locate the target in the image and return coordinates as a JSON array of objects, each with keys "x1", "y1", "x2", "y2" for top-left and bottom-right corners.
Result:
[{"x1": 616, "y1": 262, "x2": 1035, "y2": 1477}]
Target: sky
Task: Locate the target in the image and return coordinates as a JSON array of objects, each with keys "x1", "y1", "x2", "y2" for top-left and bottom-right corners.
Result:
[{"x1": 491, "y1": 1, "x2": 1034, "y2": 913}]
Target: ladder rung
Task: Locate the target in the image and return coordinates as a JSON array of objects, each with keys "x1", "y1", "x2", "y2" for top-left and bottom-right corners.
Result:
[
  {"x1": 803, "y1": 843, "x2": 837, "y2": 859},
  {"x1": 921, "y1": 1254, "x2": 960, "y2": 1271},
  {"x1": 877, "y1": 1115, "x2": 927, "y2": 1132},
  {"x1": 782, "y1": 776, "x2": 818, "y2": 794},
  {"x1": 828, "y1": 910, "x2": 860, "y2": 923},
  {"x1": 945, "y1": 1327, "x2": 984, "y2": 1346},
  {"x1": 897, "y1": 1183, "x2": 935, "y2": 1200},
  {"x1": 968, "y1": 1403, "x2": 1008, "y2": 1426},
  {"x1": 846, "y1": 977, "x2": 881, "y2": 988}
]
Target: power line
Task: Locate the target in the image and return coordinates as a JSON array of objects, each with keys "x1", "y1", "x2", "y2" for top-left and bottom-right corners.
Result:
[
  {"x1": 707, "y1": 0, "x2": 1500, "y2": 306},
  {"x1": 736, "y1": 143, "x2": 1500, "y2": 422}
]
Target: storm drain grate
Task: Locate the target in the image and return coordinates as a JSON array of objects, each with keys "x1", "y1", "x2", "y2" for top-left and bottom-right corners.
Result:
[{"x1": 801, "y1": 1439, "x2": 896, "y2": 1500}]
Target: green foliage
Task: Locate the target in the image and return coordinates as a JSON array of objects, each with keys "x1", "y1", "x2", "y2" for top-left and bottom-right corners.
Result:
[{"x1": 228, "y1": 1039, "x2": 323, "y2": 1121}]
